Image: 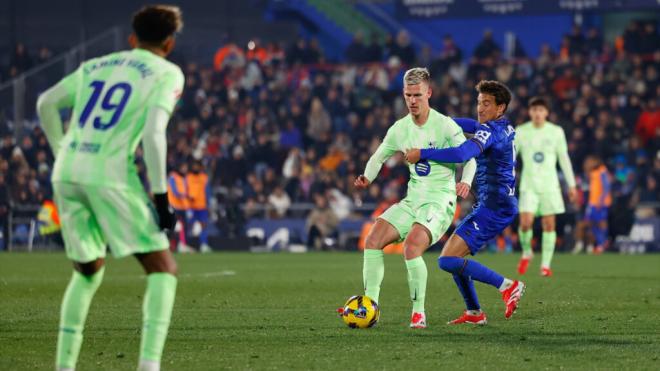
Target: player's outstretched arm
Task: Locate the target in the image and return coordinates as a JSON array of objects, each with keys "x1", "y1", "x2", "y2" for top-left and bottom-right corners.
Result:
[
  {"x1": 418, "y1": 140, "x2": 482, "y2": 163},
  {"x1": 36, "y1": 75, "x2": 77, "y2": 156},
  {"x1": 451, "y1": 117, "x2": 480, "y2": 134},
  {"x1": 143, "y1": 106, "x2": 176, "y2": 230}
]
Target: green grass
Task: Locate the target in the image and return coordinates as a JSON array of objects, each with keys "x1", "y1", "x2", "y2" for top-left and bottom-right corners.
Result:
[{"x1": 1, "y1": 253, "x2": 659, "y2": 370}]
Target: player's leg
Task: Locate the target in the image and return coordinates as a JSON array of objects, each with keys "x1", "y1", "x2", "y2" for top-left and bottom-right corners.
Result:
[
  {"x1": 90, "y1": 187, "x2": 175, "y2": 371},
  {"x1": 363, "y1": 213, "x2": 403, "y2": 304},
  {"x1": 439, "y1": 208, "x2": 524, "y2": 320},
  {"x1": 54, "y1": 183, "x2": 107, "y2": 371},
  {"x1": 439, "y1": 233, "x2": 487, "y2": 324},
  {"x1": 402, "y1": 223, "x2": 431, "y2": 327},
  {"x1": 592, "y1": 207, "x2": 609, "y2": 254},
  {"x1": 539, "y1": 190, "x2": 564, "y2": 274},
  {"x1": 404, "y1": 200, "x2": 455, "y2": 328},
  {"x1": 135, "y1": 250, "x2": 178, "y2": 371},
  {"x1": 194, "y1": 209, "x2": 211, "y2": 253},
  {"x1": 517, "y1": 191, "x2": 538, "y2": 274},
  {"x1": 518, "y1": 212, "x2": 534, "y2": 274},
  {"x1": 540, "y1": 215, "x2": 557, "y2": 276}
]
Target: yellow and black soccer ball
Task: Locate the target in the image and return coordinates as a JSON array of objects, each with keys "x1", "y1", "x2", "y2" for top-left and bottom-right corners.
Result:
[{"x1": 339, "y1": 295, "x2": 380, "y2": 328}]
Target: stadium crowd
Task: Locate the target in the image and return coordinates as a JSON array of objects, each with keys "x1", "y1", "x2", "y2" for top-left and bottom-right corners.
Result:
[{"x1": 1, "y1": 20, "x2": 659, "y2": 247}]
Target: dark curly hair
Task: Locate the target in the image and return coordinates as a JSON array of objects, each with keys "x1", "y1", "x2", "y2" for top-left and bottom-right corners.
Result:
[
  {"x1": 132, "y1": 5, "x2": 183, "y2": 46},
  {"x1": 476, "y1": 80, "x2": 512, "y2": 111}
]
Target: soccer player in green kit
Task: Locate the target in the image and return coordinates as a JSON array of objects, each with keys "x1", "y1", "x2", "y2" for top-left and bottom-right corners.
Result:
[
  {"x1": 354, "y1": 68, "x2": 476, "y2": 328},
  {"x1": 515, "y1": 97, "x2": 577, "y2": 277},
  {"x1": 36, "y1": 6, "x2": 184, "y2": 371}
]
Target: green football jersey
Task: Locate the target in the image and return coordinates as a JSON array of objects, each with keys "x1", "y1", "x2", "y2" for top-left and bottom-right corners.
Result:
[
  {"x1": 51, "y1": 48, "x2": 184, "y2": 189},
  {"x1": 364, "y1": 109, "x2": 467, "y2": 203},
  {"x1": 515, "y1": 121, "x2": 574, "y2": 193}
]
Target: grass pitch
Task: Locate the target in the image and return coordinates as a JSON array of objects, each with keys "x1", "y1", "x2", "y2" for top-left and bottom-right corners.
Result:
[{"x1": 1, "y1": 252, "x2": 659, "y2": 370}]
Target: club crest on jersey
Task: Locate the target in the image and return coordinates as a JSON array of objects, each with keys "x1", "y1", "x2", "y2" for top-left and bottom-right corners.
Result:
[
  {"x1": 415, "y1": 159, "x2": 431, "y2": 176},
  {"x1": 534, "y1": 152, "x2": 545, "y2": 163},
  {"x1": 474, "y1": 130, "x2": 491, "y2": 145}
]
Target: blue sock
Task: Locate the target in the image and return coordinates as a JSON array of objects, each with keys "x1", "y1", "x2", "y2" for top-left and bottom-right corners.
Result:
[
  {"x1": 439, "y1": 256, "x2": 505, "y2": 289},
  {"x1": 592, "y1": 224, "x2": 606, "y2": 246},
  {"x1": 452, "y1": 274, "x2": 480, "y2": 310},
  {"x1": 200, "y1": 226, "x2": 208, "y2": 245}
]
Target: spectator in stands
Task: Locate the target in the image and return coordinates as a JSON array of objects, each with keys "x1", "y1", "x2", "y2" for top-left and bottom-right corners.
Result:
[
  {"x1": 389, "y1": 30, "x2": 415, "y2": 66},
  {"x1": 567, "y1": 24, "x2": 585, "y2": 55},
  {"x1": 636, "y1": 98, "x2": 660, "y2": 145},
  {"x1": 473, "y1": 29, "x2": 501, "y2": 59},
  {"x1": 430, "y1": 34, "x2": 462, "y2": 76},
  {"x1": 346, "y1": 32, "x2": 367, "y2": 64},
  {"x1": 268, "y1": 185, "x2": 291, "y2": 218},
  {"x1": 306, "y1": 193, "x2": 339, "y2": 250},
  {"x1": 585, "y1": 27, "x2": 603, "y2": 56},
  {"x1": 306, "y1": 97, "x2": 332, "y2": 146},
  {"x1": 365, "y1": 32, "x2": 384, "y2": 63},
  {"x1": 10, "y1": 43, "x2": 33, "y2": 73}
]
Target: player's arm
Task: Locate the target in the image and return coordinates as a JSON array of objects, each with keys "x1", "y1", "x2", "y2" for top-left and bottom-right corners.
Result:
[
  {"x1": 144, "y1": 68, "x2": 185, "y2": 229},
  {"x1": 451, "y1": 117, "x2": 479, "y2": 134},
  {"x1": 357, "y1": 126, "x2": 398, "y2": 188},
  {"x1": 556, "y1": 128, "x2": 577, "y2": 201},
  {"x1": 36, "y1": 68, "x2": 81, "y2": 156},
  {"x1": 599, "y1": 171, "x2": 611, "y2": 207},
  {"x1": 168, "y1": 176, "x2": 183, "y2": 198},
  {"x1": 448, "y1": 121, "x2": 476, "y2": 197},
  {"x1": 418, "y1": 140, "x2": 482, "y2": 163}
]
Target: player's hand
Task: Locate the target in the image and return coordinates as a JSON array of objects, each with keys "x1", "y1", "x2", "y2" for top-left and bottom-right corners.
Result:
[
  {"x1": 456, "y1": 182, "x2": 471, "y2": 199},
  {"x1": 568, "y1": 187, "x2": 577, "y2": 203},
  {"x1": 405, "y1": 148, "x2": 421, "y2": 164},
  {"x1": 153, "y1": 193, "x2": 177, "y2": 231},
  {"x1": 354, "y1": 175, "x2": 370, "y2": 189}
]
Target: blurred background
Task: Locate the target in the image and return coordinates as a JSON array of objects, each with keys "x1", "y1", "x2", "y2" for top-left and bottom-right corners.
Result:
[{"x1": 0, "y1": 0, "x2": 658, "y2": 254}]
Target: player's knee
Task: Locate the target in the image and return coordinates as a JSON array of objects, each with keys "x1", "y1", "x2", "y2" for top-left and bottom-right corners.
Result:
[
  {"x1": 364, "y1": 233, "x2": 384, "y2": 250},
  {"x1": 438, "y1": 256, "x2": 463, "y2": 273},
  {"x1": 403, "y1": 244, "x2": 421, "y2": 260},
  {"x1": 520, "y1": 223, "x2": 532, "y2": 232}
]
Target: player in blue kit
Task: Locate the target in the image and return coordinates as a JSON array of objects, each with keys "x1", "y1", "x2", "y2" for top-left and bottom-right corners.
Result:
[{"x1": 405, "y1": 80, "x2": 525, "y2": 325}]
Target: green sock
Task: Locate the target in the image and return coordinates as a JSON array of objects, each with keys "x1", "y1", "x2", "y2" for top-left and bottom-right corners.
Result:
[
  {"x1": 541, "y1": 231, "x2": 557, "y2": 268},
  {"x1": 405, "y1": 256, "x2": 427, "y2": 313},
  {"x1": 56, "y1": 267, "x2": 105, "y2": 370},
  {"x1": 140, "y1": 273, "x2": 177, "y2": 363},
  {"x1": 519, "y1": 228, "x2": 533, "y2": 258},
  {"x1": 363, "y1": 249, "x2": 384, "y2": 304}
]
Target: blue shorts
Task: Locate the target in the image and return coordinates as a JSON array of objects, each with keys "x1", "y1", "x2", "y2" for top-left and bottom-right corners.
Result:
[
  {"x1": 190, "y1": 209, "x2": 209, "y2": 224},
  {"x1": 455, "y1": 206, "x2": 516, "y2": 255},
  {"x1": 585, "y1": 206, "x2": 608, "y2": 222}
]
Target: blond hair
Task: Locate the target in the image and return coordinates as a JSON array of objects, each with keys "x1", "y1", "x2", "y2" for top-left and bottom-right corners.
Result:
[{"x1": 403, "y1": 67, "x2": 431, "y2": 86}]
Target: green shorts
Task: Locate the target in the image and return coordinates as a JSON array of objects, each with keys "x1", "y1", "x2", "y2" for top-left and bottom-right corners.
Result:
[
  {"x1": 53, "y1": 182, "x2": 169, "y2": 263},
  {"x1": 378, "y1": 195, "x2": 456, "y2": 245},
  {"x1": 519, "y1": 189, "x2": 565, "y2": 216}
]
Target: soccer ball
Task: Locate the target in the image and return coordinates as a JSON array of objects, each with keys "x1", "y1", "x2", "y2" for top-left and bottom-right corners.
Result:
[{"x1": 339, "y1": 295, "x2": 380, "y2": 328}]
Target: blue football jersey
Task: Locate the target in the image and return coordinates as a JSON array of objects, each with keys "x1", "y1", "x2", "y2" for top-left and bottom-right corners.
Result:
[{"x1": 470, "y1": 117, "x2": 518, "y2": 211}]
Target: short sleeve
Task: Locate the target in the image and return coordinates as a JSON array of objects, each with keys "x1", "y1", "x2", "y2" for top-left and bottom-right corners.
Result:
[
  {"x1": 150, "y1": 67, "x2": 185, "y2": 114},
  {"x1": 471, "y1": 125, "x2": 494, "y2": 152}
]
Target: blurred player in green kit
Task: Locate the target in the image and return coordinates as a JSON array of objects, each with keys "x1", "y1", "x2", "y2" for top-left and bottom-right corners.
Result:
[
  {"x1": 37, "y1": 5, "x2": 184, "y2": 371},
  {"x1": 515, "y1": 97, "x2": 577, "y2": 277}
]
